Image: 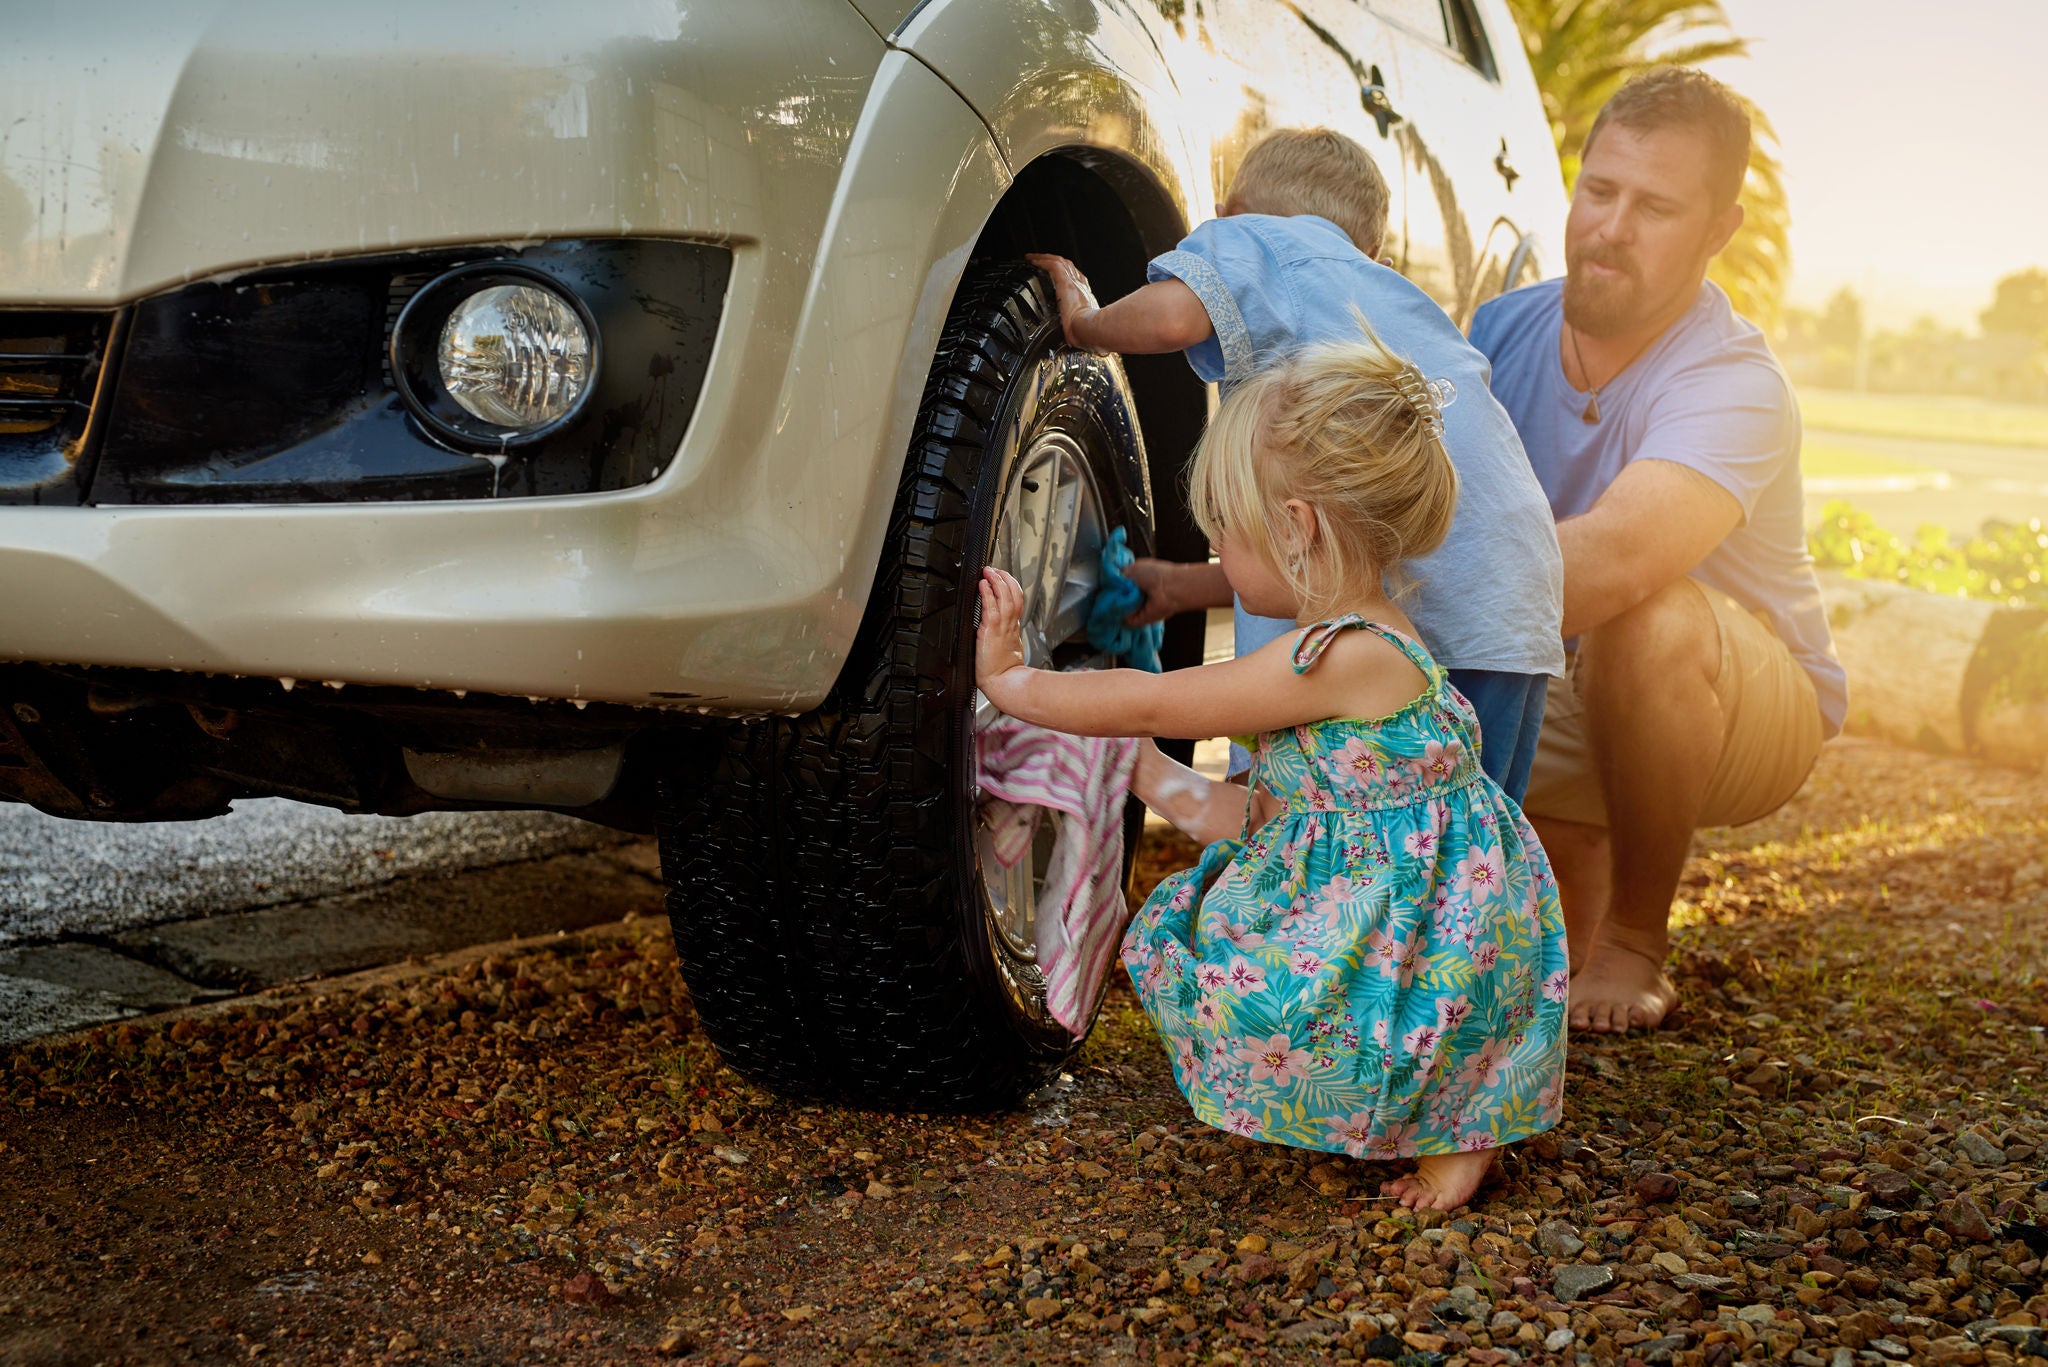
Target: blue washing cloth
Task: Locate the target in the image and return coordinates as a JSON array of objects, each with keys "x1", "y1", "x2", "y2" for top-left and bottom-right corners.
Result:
[{"x1": 1086, "y1": 526, "x2": 1163, "y2": 672}]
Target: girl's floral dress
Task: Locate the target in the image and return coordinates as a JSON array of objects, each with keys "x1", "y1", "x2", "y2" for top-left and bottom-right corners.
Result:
[{"x1": 1121, "y1": 616, "x2": 1568, "y2": 1158}]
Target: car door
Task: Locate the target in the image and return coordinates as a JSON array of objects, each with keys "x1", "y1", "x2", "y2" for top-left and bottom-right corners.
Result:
[
  {"x1": 1365, "y1": 0, "x2": 1532, "y2": 324},
  {"x1": 1189, "y1": 0, "x2": 1411, "y2": 257}
]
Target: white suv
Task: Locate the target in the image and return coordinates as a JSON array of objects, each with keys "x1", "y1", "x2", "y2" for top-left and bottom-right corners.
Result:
[{"x1": 0, "y1": 0, "x2": 1564, "y2": 1106}]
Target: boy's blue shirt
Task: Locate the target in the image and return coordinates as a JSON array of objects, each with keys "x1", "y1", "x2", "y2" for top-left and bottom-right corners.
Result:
[{"x1": 1147, "y1": 213, "x2": 1566, "y2": 679}]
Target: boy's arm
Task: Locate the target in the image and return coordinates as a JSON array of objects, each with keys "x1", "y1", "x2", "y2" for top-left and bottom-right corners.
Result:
[{"x1": 1026, "y1": 253, "x2": 1212, "y2": 356}]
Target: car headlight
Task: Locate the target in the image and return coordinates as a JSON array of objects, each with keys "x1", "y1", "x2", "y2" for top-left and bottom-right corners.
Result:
[{"x1": 392, "y1": 264, "x2": 601, "y2": 447}]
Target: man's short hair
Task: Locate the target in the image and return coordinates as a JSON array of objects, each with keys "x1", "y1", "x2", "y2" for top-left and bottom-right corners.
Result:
[
  {"x1": 1584, "y1": 67, "x2": 1751, "y2": 208},
  {"x1": 1224, "y1": 127, "x2": 1391, "y2": 254}
]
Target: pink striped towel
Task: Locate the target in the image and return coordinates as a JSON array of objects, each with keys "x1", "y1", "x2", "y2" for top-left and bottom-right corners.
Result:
[{"x1": 975, "y1": 716, "x2": 1141, "y2": 1037}]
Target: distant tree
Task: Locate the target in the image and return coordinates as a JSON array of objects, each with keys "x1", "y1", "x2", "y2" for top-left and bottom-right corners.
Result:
[
  {"x1": 1980, "y1": 268, "x2": 2048, "y2": 340},
  {"x1": 1818, "y1": 288, "x2": 1863, "y2": 351},
  {"x1": 1504, "y1": 0, "x2": 1791, "y2": 327}
]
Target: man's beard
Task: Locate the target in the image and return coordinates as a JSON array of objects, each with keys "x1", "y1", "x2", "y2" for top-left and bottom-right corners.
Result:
[{"x1": 1561, "y1": 246, "x2": 1647, "y2": 338}]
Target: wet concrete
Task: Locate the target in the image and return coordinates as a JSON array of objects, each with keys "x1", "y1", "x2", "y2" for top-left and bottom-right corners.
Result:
[{"x1": 0, "y1": 797, "x2": 663, "y2": 1046}]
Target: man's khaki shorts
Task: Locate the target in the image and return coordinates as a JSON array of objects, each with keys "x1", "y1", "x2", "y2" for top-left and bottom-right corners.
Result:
[{"x1": 1523, "y1": 581, "x2": 1823, "y2": 829}]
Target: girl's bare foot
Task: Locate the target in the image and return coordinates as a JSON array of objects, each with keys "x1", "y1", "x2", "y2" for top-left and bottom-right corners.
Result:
[{"x1": 1381, "y1": 1150, "x2": 1497, "y2": 1211}]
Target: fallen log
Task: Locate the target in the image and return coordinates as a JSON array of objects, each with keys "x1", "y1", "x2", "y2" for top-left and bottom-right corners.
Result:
[{"x1": 1817, "y1": 570, "x2": 2048, "y2": 769}]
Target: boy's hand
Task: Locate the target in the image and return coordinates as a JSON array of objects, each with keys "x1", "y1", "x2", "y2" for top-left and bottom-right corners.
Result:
[
  {"x1": 976, "y1": 566, "x2": 1031, "y2": 706},
  {"x1": 1122, "y1": 558, "x2": 1184, "y2": 627},
  {"x1": 1025, "y1": 253, "x2": 1102, "y2": 353},
  {"x1": 1124, "y1": 558, "x2": 1236, "y2": 625}
]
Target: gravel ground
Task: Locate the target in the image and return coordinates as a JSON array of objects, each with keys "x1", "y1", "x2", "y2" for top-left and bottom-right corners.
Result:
[
  {"x1": 2, "y1": 738, "x2": 2045, "y2": 1367},
  {"x1": 0, "y1": 801, "x2": 616, "y2": 942}
]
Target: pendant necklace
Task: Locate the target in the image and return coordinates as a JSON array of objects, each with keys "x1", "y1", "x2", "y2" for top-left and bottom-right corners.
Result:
[
  {"x1": 1566, "y1": 322, "x2": 1605, "y2": 424},
  {"x1": 1565, "y1": 321, "x2": 1657, "y2": 425}
]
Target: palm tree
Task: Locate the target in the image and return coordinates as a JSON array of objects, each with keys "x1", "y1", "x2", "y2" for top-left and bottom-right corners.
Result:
[{"x1": 1504, "y1": 0, "x2": 1791, "y2": 327}]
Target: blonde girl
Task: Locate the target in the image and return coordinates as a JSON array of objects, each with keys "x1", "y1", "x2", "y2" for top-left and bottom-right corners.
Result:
[{"x1": 976, "y1": 332, "x2": 1568, "y2": 1210}]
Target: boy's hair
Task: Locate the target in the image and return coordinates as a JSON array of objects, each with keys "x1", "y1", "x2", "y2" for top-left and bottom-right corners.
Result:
[
  {"x1": 1584, "y1": 67, "x2": 1751, "y2": 209},
  {"x1": 1224, "y1": 128, "x2": 1391, "y2": 255},
  {"x1": 1189, "y1": 327, "x2": 1458, "y2": 622}
]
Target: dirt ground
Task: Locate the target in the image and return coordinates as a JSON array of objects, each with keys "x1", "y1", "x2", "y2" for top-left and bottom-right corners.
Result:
[{"x1": 3, "y1": 738, "x2": 2045, "y2": 1367}]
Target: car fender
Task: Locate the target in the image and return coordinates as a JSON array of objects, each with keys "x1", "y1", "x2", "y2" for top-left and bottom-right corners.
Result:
[{"x1": 890, "y1": 0, "x2": 1214, "y2": 250}]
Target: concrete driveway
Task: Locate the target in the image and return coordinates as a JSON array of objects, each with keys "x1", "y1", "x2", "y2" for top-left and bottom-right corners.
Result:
[{"x1": 0, "y1": 799, "x2": 665, "y2": 1046}]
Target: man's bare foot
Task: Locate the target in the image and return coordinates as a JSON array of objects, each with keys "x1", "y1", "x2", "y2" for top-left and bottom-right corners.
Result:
[
  {"x1": 1381, "y1": 1150, "x2": 1496, "y2": 1211},
  {"x1": 1568, "y1": 937, "x2": 1678, "y2": 1033}
]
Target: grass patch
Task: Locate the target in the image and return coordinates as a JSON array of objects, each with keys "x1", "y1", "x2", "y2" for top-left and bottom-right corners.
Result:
[{"x1": 1800, "y1": 387, "x2": 2048, "y2": 448}]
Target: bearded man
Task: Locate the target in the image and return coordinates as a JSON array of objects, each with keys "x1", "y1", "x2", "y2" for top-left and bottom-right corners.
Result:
[{"x1": 1470, "y1": 67, "x2": 1844, "y2": 1033}]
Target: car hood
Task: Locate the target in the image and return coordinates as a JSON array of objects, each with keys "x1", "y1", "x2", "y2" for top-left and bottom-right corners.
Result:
[{"x1": 0, "y1": 1, "x2": 883, "y2": 305}]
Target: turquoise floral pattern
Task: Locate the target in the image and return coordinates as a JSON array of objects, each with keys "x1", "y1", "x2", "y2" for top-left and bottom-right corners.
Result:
[{"x1": 1121, "y1": 616, "x2": 1568, "y2": 1158}]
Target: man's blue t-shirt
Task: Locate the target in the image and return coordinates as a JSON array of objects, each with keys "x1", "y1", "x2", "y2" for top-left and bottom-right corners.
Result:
[
  {"x1": 1147, "y1": 214, "x2": 1566, "y2": 680},
  {"x1": 1470, "y1": 278, "x2": 1845, "y2": 737}
]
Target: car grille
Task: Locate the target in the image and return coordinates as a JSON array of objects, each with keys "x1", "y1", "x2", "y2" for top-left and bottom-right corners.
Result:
[{"x1": 0, "y1": 310, "x2": 118, "y2": 505}]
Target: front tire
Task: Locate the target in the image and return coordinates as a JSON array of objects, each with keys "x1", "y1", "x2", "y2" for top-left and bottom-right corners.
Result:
[{"x1": 657, "y1": 261, "x2": 1155, "y2": 1109}]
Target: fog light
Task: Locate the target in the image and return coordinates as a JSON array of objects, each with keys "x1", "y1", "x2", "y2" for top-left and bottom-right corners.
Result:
[
  {"x1": 391, "y1": 262, "x2": 602, "y2": 449},
  {"x1": 437, "y1": 284, "x2": 592, "y2": 430}
]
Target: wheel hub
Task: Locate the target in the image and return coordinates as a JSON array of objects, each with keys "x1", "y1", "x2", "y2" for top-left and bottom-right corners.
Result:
[{"x1": 975, "y1": 429, "x2": 1111, "y2": 1008}]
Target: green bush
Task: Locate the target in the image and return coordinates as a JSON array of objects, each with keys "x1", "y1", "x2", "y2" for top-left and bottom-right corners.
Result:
[{"x1": 1808, "y1": 500, "x2": 2048, "y2": 607}]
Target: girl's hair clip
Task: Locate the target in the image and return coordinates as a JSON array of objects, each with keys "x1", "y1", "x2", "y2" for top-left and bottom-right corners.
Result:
[{"x1": 1396, "y1": 372, "x2": 1457, "y2": 436}]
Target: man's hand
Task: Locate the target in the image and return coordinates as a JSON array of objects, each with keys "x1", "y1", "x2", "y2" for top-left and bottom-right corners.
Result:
[
  {"x1": 1025, "y1": 253, "x2": 1101, "y2": 352},
  {"x1": 1124, "y1": 559, "x2": 1235, "y2": 626},
  {"x1": 976, "y1": 566, "x2": 1032, "y2": 709}
]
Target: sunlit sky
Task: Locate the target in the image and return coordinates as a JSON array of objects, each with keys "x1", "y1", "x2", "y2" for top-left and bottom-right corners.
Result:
[{"x1": 1706, "y1": 0, "x2": 2045, "y2": 331}]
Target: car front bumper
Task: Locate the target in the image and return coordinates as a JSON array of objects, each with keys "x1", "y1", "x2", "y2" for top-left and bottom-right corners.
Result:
[{"x1": 0, "y1": 28, "x2": 1011, "y2": 713}]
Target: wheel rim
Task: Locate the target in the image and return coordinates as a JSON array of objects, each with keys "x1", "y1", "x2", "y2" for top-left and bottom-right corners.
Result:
[{"x1": 974, "y1": 427, "x2": 1112, "y2": 1020}]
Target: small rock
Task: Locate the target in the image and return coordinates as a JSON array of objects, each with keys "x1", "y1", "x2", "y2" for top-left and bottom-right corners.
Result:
[
  {"x1": 1736, "y1": 1304, "x2": 1776, "y2": 1325},
  {"x1": 1954, "y1": 1132, "x2": 2006, "y2": 1166},
  {"x1": 1634, "y1": 1172, "x2": 1681, "y2": 1203},
  {"x1": 1727, "y1": 1188, "x2": 1762, "y2": 1209},
  {"x1": 1545, "y1": 1327, "x2": 1576, "y2": 1351},
  {"x1": 561, "y1": 1272, "x2": 617, "y2": 1307},
  {"x1": 1075, "y1": 1161, "x2": 1110, "y2": 1180},
  {"x1": 779, "y1": 1304, "x2": 818, "y2": 1322},
  {"x1": 1865, "y1": 1171, "x2": 1915, "y2": 1203},
  {"x1": 1939, "y1": 1195, "x2": 1997, "y2": 1243},
  {"x1": 738, "y1": 1356, "x2": 770, "y2": 1367},
  {"x1": 1235, "y1": 1234, "x2": 1269, "y2": 1255},
  {"x1": 1404, "y1": 1330, "x2": 1448, "y2": 1352},
  {"x1": 656, "y1": 1330, "x2": 694, "y2": 1354},
  {"x1": 1673, "y1": 1272, "x2": 1734, "y2": 1293},
  {"x1": 865, "y1": 1179, "x2": 896, "y2": 1201},
  {"x1": 1363, "y1": 1333, "x2": 1406, "y2": 1359},
  {"x1": 1552, "y1": 1264, "x2": 1615, "y2": 1301},
  {"x1": 1308, "y1": 1160, "x2": 1350, "y2": 1195},
  {"x1": 711, "y1": 1145, "x2": 748, "y2": 1166},
  {"x1": 1830, "y1": 1348, "x2": 1856, "y2": 1367},
  {"x1": 1640, "y1": 1334, "x2": 1688, "y2": 1365},
  {"x1": 1868, "y1": 1337, "x2": 1912, "y2": 1360},
  {"x1": 1650, "y1": 1251, "x2": 1689, "y2": 1276},
  {"x1": 1024, "y1": 1297, "x2": 1063, "y2": 1321},
  {"x1": 1536, "y1": 1220, "x2": 1585, "y2": 1259},
  {"x1": 1489, "y1": 1311, "x2": 1523, "y2": 1336},
  {"x1": 1233, "y1": 1253, "x2": 1279, "y2": 1284}
]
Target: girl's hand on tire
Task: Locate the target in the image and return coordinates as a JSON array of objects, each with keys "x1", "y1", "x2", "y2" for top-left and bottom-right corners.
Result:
[
  {"x1": 976, "y1": 567, "x2": 1031, "y2": 706},
  {"x1": 1024, "y1": 253, "x2": 1102, "y2": 353}
]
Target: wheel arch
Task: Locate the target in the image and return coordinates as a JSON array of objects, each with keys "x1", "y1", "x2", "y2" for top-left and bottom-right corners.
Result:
[{"x1": 966, "y1": 149, "x2": 1210, "y2": 569}]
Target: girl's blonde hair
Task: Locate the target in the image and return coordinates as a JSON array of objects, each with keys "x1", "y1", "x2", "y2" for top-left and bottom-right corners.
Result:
[{"x1": 1188, "y1": 327, "x2": 1459, "y2": 621}]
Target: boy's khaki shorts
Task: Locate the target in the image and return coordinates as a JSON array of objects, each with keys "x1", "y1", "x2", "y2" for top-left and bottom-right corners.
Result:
[{"x1": 1523, "y1": 581, "x2": 1823, "y2": 829}]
